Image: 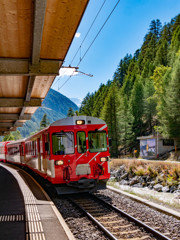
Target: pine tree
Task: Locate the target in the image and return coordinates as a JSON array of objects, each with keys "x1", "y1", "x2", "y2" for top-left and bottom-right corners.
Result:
[
  {"x1": 67, "y1": 107, "x2": 74, "y2": 117},
  {"x1": 151, "y1": 65, "x2": 172, "y2": 135},
  {"x1": 171, "y1": 14, "x2": 180, "y2": 32},
  {"x1": 152, "y1": 65, "x2": 172, "y2": 111},
  {"x1": 118, "y1": 95, "x2": 134, "y2": 151},
  {"x1": 160, "y1": 53, "x2": 180, "y2": 140},
  {"x1": 168, "y1": 25, "x2": 180, "y2": 65},
  {"x1": 134, "y1": 49, "x2": 140, "y2": 60},
  {"x1": 79, "y1": 92, "x2": 94, "y2": 116},
  {"x1": 92, "y1": 83, "x2": 110, "y2": 117},
  {"x1": 101, "y1": 82, "x2": 120, "y2": 157},
  {"x1": 12, "y1": 130, "x2": 22, "y2": 140},
  {"x1": 143, "y1": 78, "x2": 156, "y2": 133},
  {"x1": 149, "y1": 19, "x2": 162, "y2": 40},
  {"x1": 129, "y1": 79, "x2": 144, "y2": 138},
  {"x1": 113, "y1": 54, "x2": 132, "y2": 86},
  {"x1": 155, "y1": 39, "x2": 169, "y2": 66},
  {"x1": 40, "y1": 114, "x2": 50, "y2": 129},
  {"x1": 3, "y1": 133, "x2": 15, "y2": 141}
]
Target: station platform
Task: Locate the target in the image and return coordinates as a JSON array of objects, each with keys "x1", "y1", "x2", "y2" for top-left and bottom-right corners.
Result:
[{"x1": 0, "y1": 163, "x2": 75, "y2": 240}]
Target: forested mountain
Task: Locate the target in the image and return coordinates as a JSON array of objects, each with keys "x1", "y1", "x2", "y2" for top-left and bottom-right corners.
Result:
[
  {"x1": 79, "y1": 14, "x2": 180, "y2": 157},
  {"x1": 19, "y1": 88, "x2": 78, "y2": 137}
]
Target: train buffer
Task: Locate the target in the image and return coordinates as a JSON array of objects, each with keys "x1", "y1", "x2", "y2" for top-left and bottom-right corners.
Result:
[{"x1": 0, "y1": 163, "x2": 74, "y2": 240}]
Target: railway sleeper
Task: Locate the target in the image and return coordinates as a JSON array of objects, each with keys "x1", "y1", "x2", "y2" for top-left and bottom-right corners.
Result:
[
  {"x1": 100, "y1": 220, "x2": 125, "y2": 225},
  {"x1": 110, "y1": 229, "x2": 141, "y2": 234},
  {"x1": 88, "y1": 210, "x2": 109, "y2": 214},
  {"x1": 104, "y1": 224, "x2": 132, "y2": 229},
  {"x1": 117, "y1": 237, "x2": 152, "y2": 240},
  {"x1": 92, "y1": 213, "x2": 114, "y2": 217},
  {"x1": 83, "y1": 207, "x2": 106, "y2": 211},
  {"x1": 96, "y1": 215, "x2": 119, "y2": 220}
]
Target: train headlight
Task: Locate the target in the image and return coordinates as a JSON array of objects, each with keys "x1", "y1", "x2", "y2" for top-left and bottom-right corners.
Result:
[
  {"x1": 76, "y1": 120, "x2": 85, "y2": 125},
  {"x1": 55, "y1": 160, "x2": 64, "y2": 166},
  {"x1": 100, "y1": 157, "x2": 108, "y2": 162}
]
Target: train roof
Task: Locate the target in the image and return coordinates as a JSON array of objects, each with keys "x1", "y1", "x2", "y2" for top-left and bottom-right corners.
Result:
[
  {"x1": 6, "y1": 139, "x2": 25, "y2": 146},
  {"x1": 0, "y1": 141, "x2": 13, "y2": 146},
  {"x1": 16, "y1": 116, "x2": 106, "y2": 142},
  {"x1": 50, "y1": 116, "x2": 106, "y2": 126}
]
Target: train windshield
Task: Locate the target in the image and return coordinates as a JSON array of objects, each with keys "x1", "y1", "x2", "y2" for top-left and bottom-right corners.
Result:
[
  {"x1": 52, "y1": 132, "x2": 74, "y2": 155},
  {"x1": 88, "y1": 131, "x2": 107, "y2": 153}
]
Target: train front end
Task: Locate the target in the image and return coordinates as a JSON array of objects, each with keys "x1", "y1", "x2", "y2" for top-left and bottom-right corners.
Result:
[{"x1": 47, "y1": 116, "x2": 111, "y2": 194}]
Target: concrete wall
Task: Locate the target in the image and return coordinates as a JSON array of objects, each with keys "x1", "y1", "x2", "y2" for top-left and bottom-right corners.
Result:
[{"x1": 157, "y1": 139, "x2": 175, "y2": 156}]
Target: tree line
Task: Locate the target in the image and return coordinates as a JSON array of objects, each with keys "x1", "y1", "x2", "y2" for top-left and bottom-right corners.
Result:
[
  {"x1": 78, "y1": 15, "x2": 180, "y2": 157},
  {"x1": 2, "y1": 114, "x2": 50, "y2": 141}
]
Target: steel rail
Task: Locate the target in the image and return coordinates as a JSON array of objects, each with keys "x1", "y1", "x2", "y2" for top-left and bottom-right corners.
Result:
[
  {"x1": 68, "y1": 197, "x2": 118, "y2": 240},
  {"x1": 91, "y1": 194, "x2": 171, "y2": 240}
]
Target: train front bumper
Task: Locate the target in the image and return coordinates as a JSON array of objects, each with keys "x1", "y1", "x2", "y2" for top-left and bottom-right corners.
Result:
[{"x1": 55, "y1": 179, "x2": 108, "y2": 195}]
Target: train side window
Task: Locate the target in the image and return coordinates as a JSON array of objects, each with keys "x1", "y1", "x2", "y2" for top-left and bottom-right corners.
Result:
[
  {"x1": 45, "y1": 134, "x2": 50, "y2": 155},
  {"x1": 77, "y1": 132, "x2": 87, "y2": 153},
  {"x1": 52, "y1": 132, "x2": 74, "y2": 155},
  {"x1": 22, "y1": 146, "x2": 24, "y2": 155}
]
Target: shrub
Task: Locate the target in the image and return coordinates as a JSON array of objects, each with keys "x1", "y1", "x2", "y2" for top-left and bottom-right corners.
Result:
[
  {"x1": 135, "y1": 168, "x2": 146, "y2": 176},
  {"x1": 147, "y1": 166, "x2": 158, "y2": 178},
  {"x1": 167, "y1": 175, "x2": 179, "y2": 186}
]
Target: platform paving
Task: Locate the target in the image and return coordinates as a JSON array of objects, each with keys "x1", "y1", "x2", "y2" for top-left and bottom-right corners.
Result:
[
  {"x1": 0, "y1": 163, "x2": 74, "y2": 240},
  {"x1": 0, "y1": 166, "x2": 26, "y2": 240}
]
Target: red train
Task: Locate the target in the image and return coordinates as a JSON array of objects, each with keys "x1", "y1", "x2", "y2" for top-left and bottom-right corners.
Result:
[
  {"x1": 0, "y1": 116, "x2": 110, "y2": 194},
  {"x1": 0, "y1": 141, "x2": 11, "y2": 162}
]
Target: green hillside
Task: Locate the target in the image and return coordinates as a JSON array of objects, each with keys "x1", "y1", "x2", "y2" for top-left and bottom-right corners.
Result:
[
  {"x1": 79, "y1": 14, "x2": 180, "y2": 157},
  {"x1": 19, "y1": 88, "x2": 78, "y2": 137}
]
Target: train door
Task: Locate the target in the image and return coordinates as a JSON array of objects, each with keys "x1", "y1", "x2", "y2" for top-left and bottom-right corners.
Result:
[
  {"x1": 76, "y1": 131, "x2": 90, "y2": 176},
  {"x1": 44, "y1": 133, "x2": 50, "y2": 174},
  {"x1": 37, "y1": 138, "x2": 41, "y2": 171}
]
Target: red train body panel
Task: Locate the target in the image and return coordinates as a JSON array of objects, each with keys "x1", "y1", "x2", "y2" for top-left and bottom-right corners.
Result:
[
  {"x1": 1, "y1": 116, "x2": 111, "y2": 193},
  {"x1": 0, "y1": 141, "x2": 11, "y2": 162}
]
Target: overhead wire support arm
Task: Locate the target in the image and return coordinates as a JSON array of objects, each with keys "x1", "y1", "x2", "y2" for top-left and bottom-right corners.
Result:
[
  {"x1": 54, "y1": 0, "x2": 107, "y2": 89},
  {"x1": 77, "y1": 71, "x2": 93, "y2": 77}
]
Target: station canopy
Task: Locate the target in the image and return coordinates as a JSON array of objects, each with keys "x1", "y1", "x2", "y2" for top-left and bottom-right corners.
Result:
[{"x1": 0, "y1": 0, "x2": 89, "y2": 136}]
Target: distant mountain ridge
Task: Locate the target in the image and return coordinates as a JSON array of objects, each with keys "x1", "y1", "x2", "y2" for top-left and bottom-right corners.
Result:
[
  {"x1": 70, "y1": 98, "x2": 82, "y2": 107},
  {"x1": 19, "y1": 88, "x2": 79, "y2": 137}
]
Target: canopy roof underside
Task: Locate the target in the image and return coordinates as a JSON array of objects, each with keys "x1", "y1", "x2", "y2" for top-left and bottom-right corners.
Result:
[{"x1": 0, "y1": 0, "x2": 89, "y2": 135}]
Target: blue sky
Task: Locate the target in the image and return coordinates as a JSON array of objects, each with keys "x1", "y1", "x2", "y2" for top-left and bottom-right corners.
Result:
[{"x1": 52, "y1": 0, "x2": 180, "y2": 101}]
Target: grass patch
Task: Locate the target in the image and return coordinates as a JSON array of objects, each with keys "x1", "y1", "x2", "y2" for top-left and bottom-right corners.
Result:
[
  {"x1": 110, "y1": 158, "x2": 180, "y2": 170},
  {"x1": 110, "y1": 158, "x2": 180, "y2": 186}
]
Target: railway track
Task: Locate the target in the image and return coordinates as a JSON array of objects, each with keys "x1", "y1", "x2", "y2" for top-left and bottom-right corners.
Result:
[
  {"x1": 68, "y1": 193, "x2": 171, "y2": 240},
  {"x1": 10, "y1": 165, "x2": 177, "y2": 240}
]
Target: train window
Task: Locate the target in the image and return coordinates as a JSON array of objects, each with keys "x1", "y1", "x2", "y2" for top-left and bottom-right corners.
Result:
[
  {"x1": 88, "y1": 131, "x2": 107, "y2": 153},
  {"x1": 22, "y1": 146, "x2": 24, "y2": 155},
  {"x1": 32, "y1": 141, "x2": 35, "y2": 156},
  {"x1": 163, "y1": 139, "x2": 174, "y2": 146},
  {"x1": 45, "y1": 134, "x2": 50, "y2": 155},
  {"x1": 77, "y1": 132, "x2": 87, "y2": 153},
  {"x1": 52, "y1": 132, "x2": 74, "y2": 155}
]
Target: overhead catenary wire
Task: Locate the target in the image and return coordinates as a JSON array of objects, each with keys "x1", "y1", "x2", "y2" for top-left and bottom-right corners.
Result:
[
  {"x1": 70, "y1": 0, "x2": 107, "y2": 66},
  {"x1": 53, "y1": 0, "x2": 107, "y2": 88},
  {"x1": 77, "y1": 0, "x2": 121, "y2": 67},
  {"x1": 57, "y1": 0, "x2": 121, "y2": 91}
]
